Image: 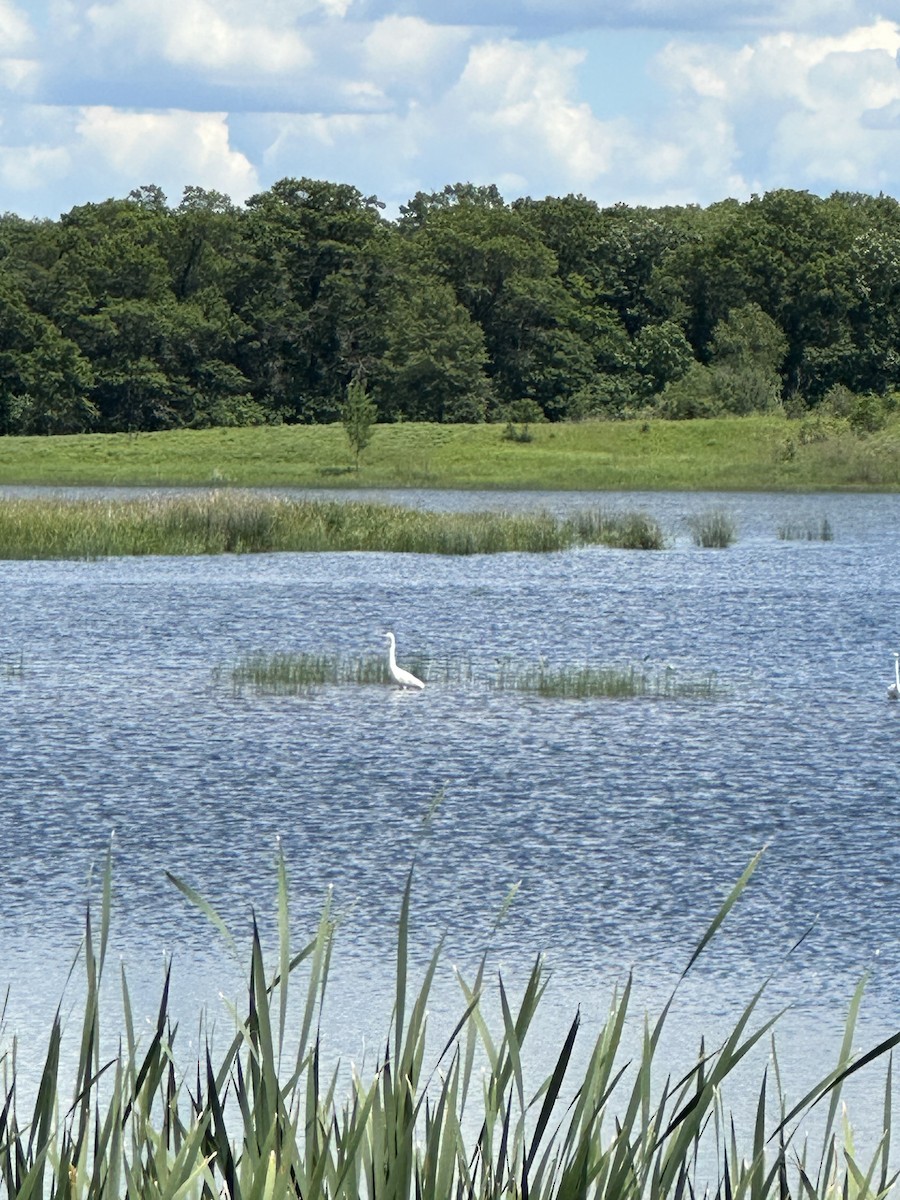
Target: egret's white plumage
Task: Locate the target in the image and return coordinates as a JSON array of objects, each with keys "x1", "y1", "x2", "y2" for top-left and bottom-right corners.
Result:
[
  {"x1": 889, "y1": 652, "x2": 900, "y2": 700},
  {"x1": 385, "y1": 632, "x2": 425, "y2": 690}
]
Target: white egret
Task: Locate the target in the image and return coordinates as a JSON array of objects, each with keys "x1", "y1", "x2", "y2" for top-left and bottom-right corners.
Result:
[
  {"x1": 384, "y1": 632, "x2": 425, "y2": 690},
  {"x1": 889, "y1": 652, "x2": 900, "y2": 700}
]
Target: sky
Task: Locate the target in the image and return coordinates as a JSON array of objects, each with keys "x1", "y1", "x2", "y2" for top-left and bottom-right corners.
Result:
[{"x1": 4, "y1": 0, "x2": 900, "y2": 218}]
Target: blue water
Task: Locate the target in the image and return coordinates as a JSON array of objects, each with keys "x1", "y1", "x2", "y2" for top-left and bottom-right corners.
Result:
[{"x1": 2, "y1": 488, "x2": 900, "y2": 1155}]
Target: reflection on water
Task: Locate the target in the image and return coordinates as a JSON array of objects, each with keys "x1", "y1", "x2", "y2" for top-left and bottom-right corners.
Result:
[{"x1": 2, "y1": 488, "x2": 900, "y2": 1149}]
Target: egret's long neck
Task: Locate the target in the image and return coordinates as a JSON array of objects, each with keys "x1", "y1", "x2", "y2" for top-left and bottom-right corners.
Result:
[
  {"x1": 894, "y1": 656, "x2": 898, "y2": 690},
  {"x1": 388, "y1": 639, "x2": 397, "y2": 670}
]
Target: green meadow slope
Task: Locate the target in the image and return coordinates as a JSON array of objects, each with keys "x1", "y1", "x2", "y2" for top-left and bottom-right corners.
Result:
[{"x1": 1, "y1": 415, "x2": 899, "y2": 491}]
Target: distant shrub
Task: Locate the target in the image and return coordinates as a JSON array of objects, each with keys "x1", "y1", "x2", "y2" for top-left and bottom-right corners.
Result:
[
  {"x1": 502, "y1": 397, "x2": 544, "y2": 442},
  {"x1": 795, "y1": 410, "x2": 848, "y2": 445},
  {"x1": 656, "y1": 363, "x2": 721, "y2": 419},
  {"x1": 566, "y1": 375, "x2": 637, "y2": 420},
  {"x1": 819, "y1": 384, "x2": 888, "y2": 434},
  {"x1": 710, "y1": 363, "x2": 782, "y2": 414},
  {"x1": 782, "y1": 390, "x2": 809, "y2": 419},
  {"x1": 821, "y1": 383, "x2": 856, "y2": 418},
  {"x1": 849, "y1": 392, "x2": 888, "y2": 433}
]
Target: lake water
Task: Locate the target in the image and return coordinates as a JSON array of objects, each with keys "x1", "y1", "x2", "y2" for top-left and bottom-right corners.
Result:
[{"x1": 2, "y1": 487, "x2": 900, "y2": 1162}]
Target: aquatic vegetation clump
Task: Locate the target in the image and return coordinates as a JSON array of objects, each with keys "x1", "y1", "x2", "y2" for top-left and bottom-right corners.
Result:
[
  {"x1": 567, "y1": 508, "x2": 666, "y2": 550},
  {"x1": 229, "y1": 650, "x2": 474, "y2": 694},
  {"x1": 687, "y1": 508, "x2": 738, "y2": 548},
  {"x1": 231, "y1": 651, "x2": 389, "y2": 694},
  {"x1": 0, "y1": 493, "x2": 669, "y2": 559},
  {"x1": 2, "y1": 651, "x2": 23, "y2": 679},
  {"x1": 227, "y1": 651, "x2": 716, "y2": 700},
  {"x1": 777, "y1": 516, "x2": 835, "y2": 541},
  {"x1": 492, "y1": 660, "x2": 719, "y2": 699},
  {"x1": 0, "y1": 850, "x2": 895, "y2": 1200}
]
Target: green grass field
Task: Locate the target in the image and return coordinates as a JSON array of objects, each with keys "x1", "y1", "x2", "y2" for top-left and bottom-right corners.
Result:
[{"x1": 2, "y1": 413, "x2": 900, "y2": 490}]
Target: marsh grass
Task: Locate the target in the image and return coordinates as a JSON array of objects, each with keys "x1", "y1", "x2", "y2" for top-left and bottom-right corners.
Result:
[
  {"x1": 230, "y1": 651, "x2": 473, "y2": 694},
  {"x1": 777, "y1": 516, "x2": 835, "y2": 541},
  {"x1": 492, "y1": 660, "x2": 719, "y2": 699},
  {"x1": 568, "y1": 509, "x2": 666, "y2": 550},
  {"x1": 228, "y1": 651, "x2": 718, "y2": 701},
  {"x1": 2, "y1": 651, "x2": 23, "y2": 678},
  {"x1": 688, "y1": 508, "x2": 738, "y2": 548},
  {"x1": 1, "y1": 848, "x2": 897, "y2": 1200},
  {"x1": 0, "y1": 493, "x2": 667, "y2": 559},
  {"x1": 231, "y1": 651, "x2": 391, "y2": 694}
]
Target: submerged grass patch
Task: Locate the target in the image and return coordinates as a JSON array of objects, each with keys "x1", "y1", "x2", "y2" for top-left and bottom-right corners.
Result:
[
  {"x1": 0, "y1": 492, "x2": 666, "y2": 559},
  {"x1": 230, "y1": 651, "x2": 391, "y2": 693},
  {"x1": 229, "y1": 650, "x2": 473, "y2": 694},
  {"x1": 1, "y1": 849, "x2": 896, "y2": 1200},
  {"x1": 492, "y1": 660, "x2": 720, "y2": 699},
  {"x1": 777, "y1": 516, "x2": 835, "y2": 541},
  {"x1": 230, "y1": 651, "x2": 719, "y2": 700},
  {"x1": 2, "y1": 651, "x2": 23, "y2": 678}
]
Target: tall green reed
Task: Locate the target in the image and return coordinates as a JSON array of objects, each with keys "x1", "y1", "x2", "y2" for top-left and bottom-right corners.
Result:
[
  {"x1": 777, "y1": 517, "x2": 835, "y2": 541},
  {"x1": 567, "y1": 510, "x2": 666, "y2": 550},
  {"x1": 226, "y1": 651, "x2": 717, "y2": 700},
  {"x1": 228, "y1": 651, "x2": 472, "y2": 695},
  {"x1": 491, "y1": 660, "x2": 719, "y2": 699},
  {"x1": 1, "y1": 848, "x2": 897, "y2": 1200},
  {"x1": 687, "y1": 509, "x2": 738, "y2": 548},
  {"x1": 0, "y1": 493, "x2": 667, "y2": 559}
]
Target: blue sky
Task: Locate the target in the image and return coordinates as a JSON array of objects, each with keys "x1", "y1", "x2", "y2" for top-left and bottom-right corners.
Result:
[{"x1": 3, "y1": 0, "x2": 900, "y2": 217}]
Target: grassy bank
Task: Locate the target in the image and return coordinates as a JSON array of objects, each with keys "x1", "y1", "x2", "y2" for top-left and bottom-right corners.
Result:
[
  {"x1": 2, "y1": 852, "x2": 896, "y2": 1200},
  {"x1": 1, "y1": 413, "x2": 900, "y2": 491},
  {"x1": 0, "y1": 492, "x2": 666, "y2": 558}
]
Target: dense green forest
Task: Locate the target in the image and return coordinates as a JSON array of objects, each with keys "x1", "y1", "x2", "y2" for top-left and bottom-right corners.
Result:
[{"x1": 1, "y1": 178, "x2": 899, "y2": 435}]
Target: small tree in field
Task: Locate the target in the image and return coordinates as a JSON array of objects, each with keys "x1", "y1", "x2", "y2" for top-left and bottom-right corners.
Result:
[
  {"x1": 341, "y1": 376, "x2": 378, "y2": 471},
  {"x1": 502, "y1": 397, "x2": 544, "y2": 442}
]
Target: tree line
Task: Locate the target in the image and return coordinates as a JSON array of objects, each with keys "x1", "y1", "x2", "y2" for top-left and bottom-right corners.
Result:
[{"x1": 1, "y1": 178, "x2": 899, "y2": 435}]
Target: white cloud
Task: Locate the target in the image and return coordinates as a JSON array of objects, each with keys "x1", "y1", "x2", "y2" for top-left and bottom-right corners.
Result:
[
  {"x1": 362, "y1": 16, "x2": 470, "y2": 85},
  {"x1": 450, "y1": 40, "x2": 623, "y2": 180},
  {"x1": 654, "y1": 20, "x2": 900, "y2": 193},
  {"x1": 0, "y1": 0, "x2": 32, "y2": 50},
  {"x1": 86, "y1": 0, "x2": 313, "y2": 76},
  {"x1": 0, "y1": 143, "x2": 69, "y2": 191},
  {"x1": 249, "y1": 38, "x2": 720, "y2": 210},
  {"x1": 0, "y1": 58, "x2": 39, "y2": 94},
  {"x1": 0, "y1": 0, "x2": 37, "y2": 98},
  {"x1": 75, "y1": 107, "x2": 259, "y2": 199},
  {"x1": 6, "y1": 2, "x2": 900, "y2": 220}
]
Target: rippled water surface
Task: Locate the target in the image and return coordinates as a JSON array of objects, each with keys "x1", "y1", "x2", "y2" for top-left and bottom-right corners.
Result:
[{"x1": 2, "y1": 487, "x2": 900, "y2": 1142}]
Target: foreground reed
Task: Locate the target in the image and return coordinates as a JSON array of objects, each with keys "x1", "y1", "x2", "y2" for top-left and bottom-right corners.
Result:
[
  {"x1": 228, "y1": 651, "x2": 718, "y2": 700},
  {"x1": 1, "y1": 850, "x2": 896, "y2": 1200},
  {"x1": 0, "y1": 493, "x2": 666, "y2": 559}
]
